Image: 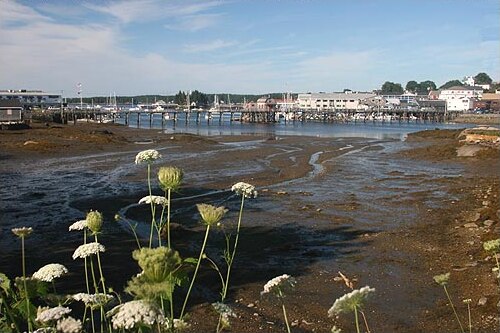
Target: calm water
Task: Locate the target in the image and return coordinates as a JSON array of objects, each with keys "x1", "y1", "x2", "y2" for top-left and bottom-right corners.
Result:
[{"x1": 116, "y1": 112, "x2": 469, "y2": 140}]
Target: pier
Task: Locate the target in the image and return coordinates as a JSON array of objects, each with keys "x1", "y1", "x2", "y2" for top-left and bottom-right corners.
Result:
[{"x1": 42, "y1": 107, "x2": 460, "y2": 126}]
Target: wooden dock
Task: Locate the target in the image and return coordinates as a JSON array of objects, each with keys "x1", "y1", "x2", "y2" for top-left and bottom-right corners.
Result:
[{"x1": 48, "y1": 108, "x2": 460, "y2": 126}]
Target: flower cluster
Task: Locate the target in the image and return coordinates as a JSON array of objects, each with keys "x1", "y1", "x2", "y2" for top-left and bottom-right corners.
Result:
[
  {"x1": 86, "y1": 210, "x2": 103, "y2": 234},
  {"x1": 11, "y1": 227, "x2": 33, "y2": 238},
  {"x1": 32, "y1": 263, "x2": 68, "y2": 282},
  {"x1": 138, "y1": 195, "x2": 169, "y2": 206},
  {"x1": 172, "y1": 318, "x2": 190, "y2": 331},
  {"x1": 261, "y1": 274, "x2": 296, "y2": 297},
  {"x1": 135, "y1": 149, "x2": 161, "y2": 164},
  {"x1": 433, "y1": 272, "x2": 450, "y2": 286},
  {"x1": 68, "y1": 219, "x2": 87, "y2": 231},
  {"x1": 212, "y1": 302, "x2": 237, "y2": 328},
  {"x1": 196, "y1": 203, "x2": 228, "y2": 226},
  {"x1": 483, "y1": 238, "x2": 500, "y2": 253},
  {"x1": 231, "y1": 182, "x2": 257, "y2": 198},
  {"x1": 158, "y1": 166, "x2": 183, "y2": 191},
  {"x1": 36, "y1": 306, "x2": 71, "y2": 323},
  {"x1": 108, "y1": 300, "x2": 165, "y2": 329},
  {"x1": 72, "y1": 242, "x2": 105, "y2": 260},
  {"x1": 56, "y1": 316, "x2": 82, "y2": 333},
  {"x1": 72, "y1": 293, "x2": 114, "y2": 307},
  {"x1": 328, "y1": 286, "x2": 375, "y2": 316}
]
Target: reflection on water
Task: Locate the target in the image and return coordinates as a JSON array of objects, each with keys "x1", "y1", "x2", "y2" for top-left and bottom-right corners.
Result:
[{"x1": 117, "y1": 113, "x2": 469, "y2": 140}]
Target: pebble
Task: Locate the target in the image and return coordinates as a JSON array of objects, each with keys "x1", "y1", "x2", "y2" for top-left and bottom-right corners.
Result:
[
  {"x1": 253, "y1": 313, "x2": 259, "y2": 317},
  {"x1": 478, "y1": 297, "x2": 487, "y2": 306},
  {"x1": 276, "y1": 191, "x2": 288, "y2": 195},
  {"x1": 483, "y1": 220, "x2": 495, "y2": 227},
  {"x1": 468, "y1": 212, "x2": 481, "y2": 222},
  {"x1": 464, "y1": 222, "x2": 478, "y2": 228},
  {"x1": 482, "y1": 201, "x2": 490, "y2": 206},
  {"x1": 247, "y1": 303, "x2": 255, "y2": 308}
]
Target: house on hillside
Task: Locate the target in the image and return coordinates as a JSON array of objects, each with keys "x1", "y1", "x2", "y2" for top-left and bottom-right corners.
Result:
[{"x1": 438, "y1": 86, "x2": 483, "y2": 112}]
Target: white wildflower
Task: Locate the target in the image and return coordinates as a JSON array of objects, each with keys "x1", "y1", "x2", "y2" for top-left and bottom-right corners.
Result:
[
  {"x1": 138, "y1": 195, "x2": 168, "y2": 206},
  {"x1": 72, "y1": 242, "x2": 105, "y2": 260},
  {"x1": 11, "y1": 227, "x2": 33, "y2": 237},
  {"x1": 36, "y1": 306, "x2": 71, "y2": 323},
  {"x1": 328, "y1": 286, "x2": 375, "y2": 316},
  {"x1": 135, "y1": 149, "x2": 161, "y2": 164},
  {"x1": 68, "y1": 219, "x2": 87, "y2": 231},
  {"x1": 72, "y1": 293, "x2": 114, "y2": 307},
  {"x1": 32, "y1": 263, "x2": 68, "y2": 282},
  {"x1": 261, "y1": 274, "x2": 296, "y2": 296},
  {"x1": 231, "y1": 182, "x2": 257, "y2": 198},
  {"x1": 173, "y1": 318, "x2": 190, "y2": 331},
  {"x1": 108, "y1": 300, "x2": 165, "y2": 329},
  {"x1": 56, "y1": 316, "x2": 82, "y2": 333}
]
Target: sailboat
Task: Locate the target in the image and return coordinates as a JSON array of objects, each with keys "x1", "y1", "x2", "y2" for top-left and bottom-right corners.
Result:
[{"x1": 205, "y1": 94, "x2": 221, "y2": 119}]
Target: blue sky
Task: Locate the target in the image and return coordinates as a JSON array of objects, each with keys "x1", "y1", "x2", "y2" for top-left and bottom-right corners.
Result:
[{"x1": 0, "y1": 0, "x2": 498, "y2": 97}]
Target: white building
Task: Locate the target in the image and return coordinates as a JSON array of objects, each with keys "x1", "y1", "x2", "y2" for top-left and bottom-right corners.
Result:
[
  {"x1": 438, "y1": 86, "x2": 483, "y2": 112},
  {"x1": 463, "y1": 76, "x2": 490, "y2": 91},
  {"x1": 297, "y1": 92, "x2": 376, "y2": 111},
  {"x1": 0, "y1": 90, "x2": 62, "y2": 107}
]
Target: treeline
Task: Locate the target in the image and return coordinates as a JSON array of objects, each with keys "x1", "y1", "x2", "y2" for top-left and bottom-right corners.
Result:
[
  {"x1": 379, "y1": 72, "x2": 496, "y2": 95},
  {"x1": 68, "y1": 92, "x2": 296, "y2": 105}
]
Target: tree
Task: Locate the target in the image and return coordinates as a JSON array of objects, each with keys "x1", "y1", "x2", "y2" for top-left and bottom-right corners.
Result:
[
  {"x1": 381, "y1": 81, "x2": 404, "y2": 95},
  {"x1": 174, "y1": 91, "x2": 186, "y2": 105},
  {"x1": 417, "y1": 80, "x2": 437, "y2": 94},
  {"x1": 405, "y1": 81, "x2": 419, "y2": 93},
  {"x1": 439, "y1": 80, "x2": 463, "y2": 90},
  {"x1": 474, "y1": 72, "x2": 492, "y2": 85}
]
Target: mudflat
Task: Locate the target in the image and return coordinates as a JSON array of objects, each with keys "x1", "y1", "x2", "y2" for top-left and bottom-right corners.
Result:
[{"x1": 1, "y1": 122, "x2": 499, "y2": 333}]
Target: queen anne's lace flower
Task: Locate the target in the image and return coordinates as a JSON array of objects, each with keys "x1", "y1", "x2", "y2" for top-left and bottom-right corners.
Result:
[
  {"x1": 483, "y1": 238, "x2": 500, "y2": 253},
  {"x1": 56, "y1": 316, "x2": 82, "y2": 333},
  {"x1": 261, "y1": 274, "x2": 296, "y2": 296},
  {"x1": 72, "y1": 293, "x2": 114, "y2": 307},
  {"x1": 328, "y1": 286, "x2": 375, "y2": 316},
  {"x1": 135, "y1": 149, "x2": 161, "y2": 164},
  {"x1": 433, "y1": 273, "x2": 450, "y2": 286},
  {"x1": 32, "y1": 263, "x2": 68, "y2": 282},
  {"x1": 11, "y1": 227, "x2": 33, "y2": 237},
  {"x1": 36, "y1": 306, "x2": 71, "y2": 323},
  {"x1": 172, "y1": 318, "x2": 190, "y2": 331},
  {"x1": 231, "y1": 182, "x2": 257, "y2": 198},
  {"x1": 72, "y1": 242, "x2": 105, "y2": 260},
  {"x1": 68, "y1": 219, "x2": 87, "y2": 231},
  {"x1": 138, "y1": 195, "x2": 169, "y2": 206},
  {"x1": 108, "y1": 300, "x2": 165, "y2": 329}
]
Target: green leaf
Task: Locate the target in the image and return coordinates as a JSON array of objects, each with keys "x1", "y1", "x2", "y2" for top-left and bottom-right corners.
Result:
[
  {"x1": 0, "y1": 273, "x2": 11, "y2": 293},
  {"x1": 183, "y1": 257, "x2": 198, "y2": 266}
]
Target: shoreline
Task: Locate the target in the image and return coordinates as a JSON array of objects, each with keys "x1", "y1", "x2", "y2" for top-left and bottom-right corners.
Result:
[{"x1": 1, "y1": 122, "x2": 499, "y2": 332}]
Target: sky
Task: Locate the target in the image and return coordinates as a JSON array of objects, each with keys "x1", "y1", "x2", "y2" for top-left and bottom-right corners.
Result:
[{"x1": 0, "y1": 0, "x2": 499, "y2": 97}]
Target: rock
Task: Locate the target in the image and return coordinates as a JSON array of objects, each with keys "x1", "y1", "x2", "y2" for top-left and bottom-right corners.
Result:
[
  {"x1": 478, "y1": 297, "x2": 487, "y2": 306},
  {"x1": 483, "y1": 220, "x2": 495, "y2": 227},
  {"x1": 291, "y1": 320, "x2": 299, "y2": 327},
  {"x1": 276, "y1": 191, "x2": 288, "y2": 195},
  {"x1": 464, "y1": 223, "x2": 478, "y2": 228},
  {"x1": 466, "y1": 212, "x2": 481, "y2": 222},
  {"x1": 497, "y1": 300, "x2": 500, "y2": 308},
  {"x1": 482, "y1": 201, "x2": 490, "y2": 206},
  {"x1": 23, "y1": 140, "x2": 39, "y2": 145},
  {"x1": 247, "y1": 303, "x2": 255, "y2": 308}
]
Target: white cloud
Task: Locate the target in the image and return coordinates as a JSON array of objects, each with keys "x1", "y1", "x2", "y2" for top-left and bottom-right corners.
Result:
[
  {"x1": 183, "y1": 39, "x2": 236, "y2": 53},
  {"x1": 165, "y1": 13, "x2": 221, "y2": 32},
  {"x1": 0, "y1": 0, "x2": 51, "y2": 23},
  {"x1": 85, "y1": 0, "x2": 223, "y2": 25}
]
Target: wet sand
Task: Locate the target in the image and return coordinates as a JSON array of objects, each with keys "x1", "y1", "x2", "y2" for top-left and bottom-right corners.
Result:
[{"x1": 1, "y1": 122, "x2": 499, "y2": 332}]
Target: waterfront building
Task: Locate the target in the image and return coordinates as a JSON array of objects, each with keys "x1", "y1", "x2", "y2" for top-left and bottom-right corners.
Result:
[
  {"x1": 256, "y1": 97, "x2": 277, "y2": 111},
  {"x1": 438, "y1": 86, "x2": 483, "y2": 112},
  {"x1": 0, "y1": 100, "x2": 23, "y2": 123},
  {"x1": 0, "y1": 90, "x2": 62, "y2": 108},
  {"x1": 297, "y1": 92, "x2": 376, "y2": 111},
  {"x1": 382, "y1": 92, "x2": 417, "y2": 104},
  {"x1": 473, "y1": 93, "x2": 500, "y2": 112}
]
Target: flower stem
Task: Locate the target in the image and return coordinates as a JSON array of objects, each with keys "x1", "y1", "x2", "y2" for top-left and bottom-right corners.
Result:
[
  {"x1": 221, "y1": 195, "x2": 245, "y2": 300},
  {"x1": 180, "y1": 225, "x2": 211, "y2": 319},
  {"x1": 281, "y1": 298, "x2": 291, "y2": 333},
  {"x1": 84, "y1": 229, "x2": 90, "y2": 294},
  {"x1": 166, "y1": 189, "x2": 172, "y2": 249},
  {"x1": 443, "y1": 285, "x2": 465, "y2": 333},
  {"x1": 94, "y1": 234, "x2": 107, "y2": 295},
  {"x1": 147, "y1": 163, "x2": 156, "y2": 248},
  {"x1": 354, "y1": 307, "x2": 360, "y2": 333},
  {"x1": 21, "y1": 236, "x2": 32, "y2": 332}
]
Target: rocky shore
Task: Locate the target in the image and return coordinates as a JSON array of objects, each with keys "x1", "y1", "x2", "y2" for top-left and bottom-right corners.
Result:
[{"x1": 0, "y1": 122, "x2": 499, "y2": 332}]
